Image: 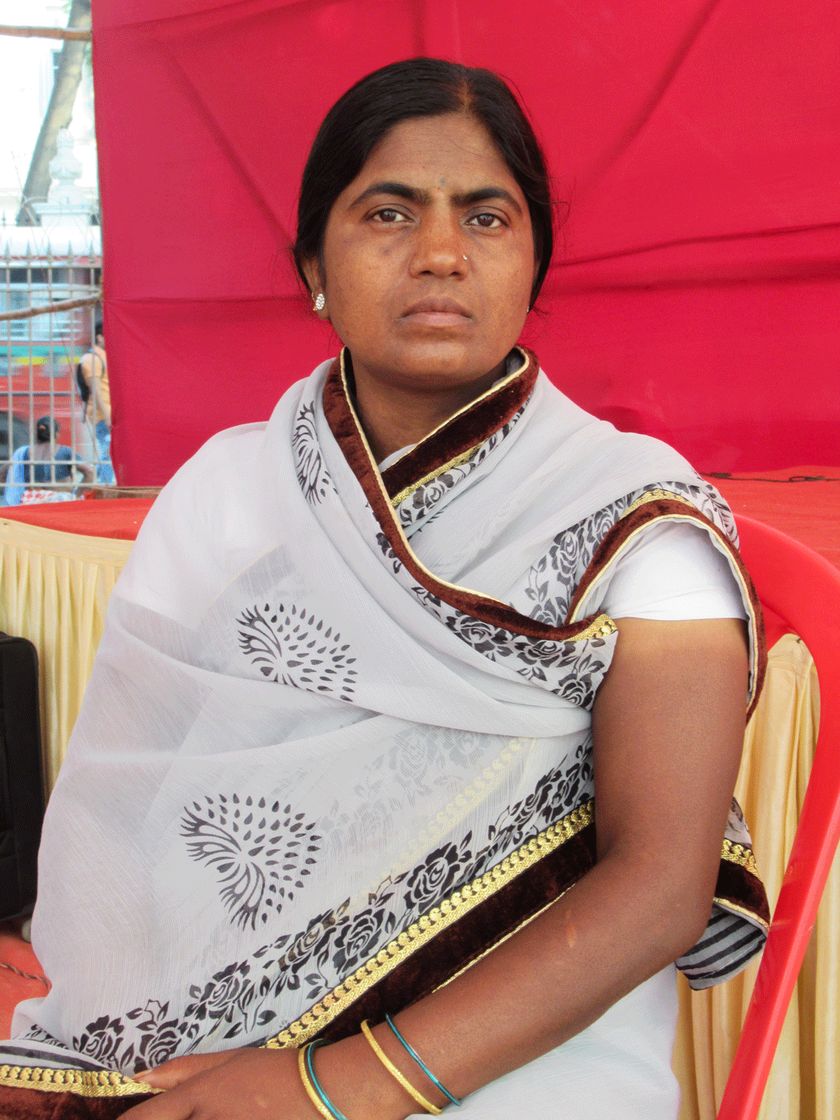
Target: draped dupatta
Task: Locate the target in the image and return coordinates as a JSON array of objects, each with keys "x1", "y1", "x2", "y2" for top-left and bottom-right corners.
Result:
[{"x1": 0, "y1": 351, "x2": 767, "y2": 1101}]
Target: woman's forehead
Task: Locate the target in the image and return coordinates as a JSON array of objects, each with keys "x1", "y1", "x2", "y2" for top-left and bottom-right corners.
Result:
[{"x1": 350, "y1": 113, "x2": 520, "y2": 195}]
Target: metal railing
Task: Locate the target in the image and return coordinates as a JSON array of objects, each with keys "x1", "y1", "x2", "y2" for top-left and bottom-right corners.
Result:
[{"x1": 1, "y1": 242, "x2": 103, "y2": 505}]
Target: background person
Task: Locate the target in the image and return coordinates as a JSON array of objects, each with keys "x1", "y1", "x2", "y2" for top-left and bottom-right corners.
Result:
[
  {"x1": 0, "y1": 59, "x2": 767, "y2": 1120},
  {"x1": 3, "y1": 416, "x2": 93, "y2": 506},
  {"x1": 77, "y1": 321, "x2": 116, "y2": 485}
]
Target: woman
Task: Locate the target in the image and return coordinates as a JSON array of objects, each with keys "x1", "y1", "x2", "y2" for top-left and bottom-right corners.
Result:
[
  {"x1": 0, "y1": 59, "x2": 767, "y2": 1119},
  {"x1": 3, "y1": 416, "x2": 93, "y2": 506}
]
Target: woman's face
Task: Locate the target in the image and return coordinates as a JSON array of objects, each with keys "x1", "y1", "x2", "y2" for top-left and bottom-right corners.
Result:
[{"x1": 305, "y1": 113, "x2": 537, "y2": 398}]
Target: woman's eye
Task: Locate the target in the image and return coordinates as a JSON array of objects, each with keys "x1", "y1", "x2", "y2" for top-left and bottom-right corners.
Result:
[
  {"x1": 468, "y1": 212, "x2": 504, "y2": 229},
  {"x1": 373, "y1": 208, "x2": 408, "y2": 224}
]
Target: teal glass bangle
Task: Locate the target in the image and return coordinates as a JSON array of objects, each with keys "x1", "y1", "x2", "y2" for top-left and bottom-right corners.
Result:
[
  {"x1": 306, "y1": 1039, "x2": 349, "y2": 1120},
  {"x1": 385, "y1": 1014, "x2": 462, "y2": 1107}
]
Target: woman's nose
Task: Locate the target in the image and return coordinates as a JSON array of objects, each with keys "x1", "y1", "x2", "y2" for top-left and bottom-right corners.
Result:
[{"x1": 409, "y1": 212, "x2": 467, "y2": 278}]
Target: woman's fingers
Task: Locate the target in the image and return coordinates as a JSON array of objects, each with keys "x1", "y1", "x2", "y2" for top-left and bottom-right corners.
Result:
[
  {"x1": 137, "y1": 1050, "x2": 235, "y2": 1089},
  {"x1": 120, "y1": 1046, "x2": 316, "y2": 1120},
  {"x1": 120, "y1": 1083, "x2": 194, "y2": 1120}
]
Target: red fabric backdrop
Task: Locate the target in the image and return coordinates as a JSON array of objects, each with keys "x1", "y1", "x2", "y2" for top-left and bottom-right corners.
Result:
[{"x1": 92, "y1": 0, "x2": 840, "y2": 486}]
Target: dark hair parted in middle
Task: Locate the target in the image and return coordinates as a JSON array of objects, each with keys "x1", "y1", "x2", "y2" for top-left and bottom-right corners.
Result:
[{"x1": 294, "y1": 57, "x2": 554, "y2": 305}]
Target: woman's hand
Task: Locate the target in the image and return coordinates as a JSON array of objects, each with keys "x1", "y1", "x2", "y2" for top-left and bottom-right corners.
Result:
[
  {"x1": 123, "y1": 1047, "x2": 319, "y2": 1120},
  {"x1": 135, "y1": 1049, "x2": 236, "y2": 1089},
  {"x1": 121, "y1": 1031, "x2": 429, "y2": 1120}
]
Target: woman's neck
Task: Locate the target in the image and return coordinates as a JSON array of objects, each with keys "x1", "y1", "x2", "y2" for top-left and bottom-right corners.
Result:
[{"x1": 348, "y1": 355, "x2": 509, "y2": 462}]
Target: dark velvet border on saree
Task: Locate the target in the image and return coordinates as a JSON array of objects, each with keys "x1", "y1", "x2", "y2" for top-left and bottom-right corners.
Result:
[
  {"x1": 322, "y1": 348, "x2": 613, "y2": 643},
  {"x1": 313, "y1": 823, "x2": 597, "y2": 1043},
  {"x1": 288, "y1": 832, "x2": 768, "y2": 1046},
  {"x1": 378, "y1": 347, "x2": 537, "y2": 500},
  {"x1": 717, "y1": 859, "x2": 770, "y2": 926},
  {"x1": 0, "y1": 821, "x2": 768, "y2": 1102},
  {"x1": 567, "y1": 496, "x2": 767, "y2": 718},
  {"x1": 0, "y1": 1087, "x2": 153, "y2": 1118}
]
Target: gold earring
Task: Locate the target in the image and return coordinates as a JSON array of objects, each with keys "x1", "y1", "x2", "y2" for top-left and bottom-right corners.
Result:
[{"x1": 313, "y1": 293, "x2": 325, "y2": 312}]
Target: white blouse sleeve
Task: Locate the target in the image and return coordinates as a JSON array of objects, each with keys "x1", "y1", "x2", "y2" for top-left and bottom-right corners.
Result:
[{"x1": 600, "y1": 521, "x2": 747, "y2": 622}]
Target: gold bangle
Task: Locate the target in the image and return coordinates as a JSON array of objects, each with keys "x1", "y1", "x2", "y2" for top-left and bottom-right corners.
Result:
[
  {"x1": 359, "y1": 1020, "x2": 443, "y2": 1114},
  {"x1": 298, "y1": 1042, "x2": 340, "y2": 1120}
]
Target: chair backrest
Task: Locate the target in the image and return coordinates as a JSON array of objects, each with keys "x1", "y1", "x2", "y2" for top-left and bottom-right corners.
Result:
[{"x1": 717, "y1": 516, "x2": 840, "y2": 1120}]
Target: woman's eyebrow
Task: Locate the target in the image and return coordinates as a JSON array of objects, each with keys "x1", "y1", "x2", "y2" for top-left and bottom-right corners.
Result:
[
  {"x1": 349, "y1": 181, "x2": 431, "y2": 208},
  {"x1": 452, "y1": 187, "x2": 523, "y2": 214},
  {"x1": 348, "y1": 182, "x2": 523, "y2": 214}
]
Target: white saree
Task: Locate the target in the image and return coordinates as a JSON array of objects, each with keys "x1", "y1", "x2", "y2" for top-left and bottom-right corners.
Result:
[{"x1": 0, "y1": 350, "x2": 768, "y2": 1116}]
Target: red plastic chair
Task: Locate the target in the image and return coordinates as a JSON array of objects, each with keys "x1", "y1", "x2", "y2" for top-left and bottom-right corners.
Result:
[{"x1": 717, "y1": 516, "x2": 840, "y2": 1120}]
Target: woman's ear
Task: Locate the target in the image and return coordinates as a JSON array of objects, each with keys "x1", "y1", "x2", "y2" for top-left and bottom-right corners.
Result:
[{"x1": 301, "y1": 258, "x2": 329, "y2": 320}]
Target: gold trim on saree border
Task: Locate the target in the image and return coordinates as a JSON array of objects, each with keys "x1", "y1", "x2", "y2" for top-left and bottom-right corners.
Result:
[
  {"x1": 0, "y1": 1066, "x2": 159, "y2": 1097},
  {"x1": 568, "y1": 492, "x2": 763, "y2": 709},
  {"x1": 573, "y1": 614, "x2": 616, "y2": 642},
  {"x1": 336, "y1": 352, "x2": 513, "y2": 607},
  {"x1": 622, "y1": 489, "x2": 694, "y2": 517},
  {"x1": 721, "y1": 838, "x2": 760, "y2": 876},
  {"x1": 386, "y1": 347, "x2": 531, "y2": 506},
  {"x1": 338, "y1": 351, "x2": 604, "y2": 648},
  {"x1": 372, "y1": 345, "x2": 531, "y2": 477},
  {"x1": 0, "y1": 800, "x2": 762, "y2": 1094},
  {"x1": 263, "y1": 799, "x2": 596, "y2": 1051},
  {"x1": 712, "y1": 895, "x2": 770, "y2": 932},
  {"x1": 390, "y1": 445, "x2": 479, "y2": 508}
]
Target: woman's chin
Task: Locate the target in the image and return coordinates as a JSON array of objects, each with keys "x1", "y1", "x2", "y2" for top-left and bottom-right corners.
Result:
[{"x1": 353, "y1": 336, "x2": 510, "y2": 388}]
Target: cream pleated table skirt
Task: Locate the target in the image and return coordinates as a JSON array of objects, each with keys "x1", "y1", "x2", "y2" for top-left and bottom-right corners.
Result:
[{"x1": 0, "y1": 517, "x2": 133, "y2": 792}]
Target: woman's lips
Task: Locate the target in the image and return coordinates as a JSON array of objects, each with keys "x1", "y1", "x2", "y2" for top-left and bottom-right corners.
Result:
[{"x1": 400, "y1": 298, "x2": 472, "y2": 327}]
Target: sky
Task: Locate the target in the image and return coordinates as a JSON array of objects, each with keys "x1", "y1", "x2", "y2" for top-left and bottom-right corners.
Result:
[{"x1": 0, "y1": 1, "x2": 97, "y2": 221}]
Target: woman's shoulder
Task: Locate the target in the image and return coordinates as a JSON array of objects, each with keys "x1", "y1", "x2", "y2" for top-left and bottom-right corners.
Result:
[
  {"x1": 164, "y1": 420, "x2": 269, "y2": 494},
  {"x1": 524, "y1": 370, "x2": 704, "y2": 523}
]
